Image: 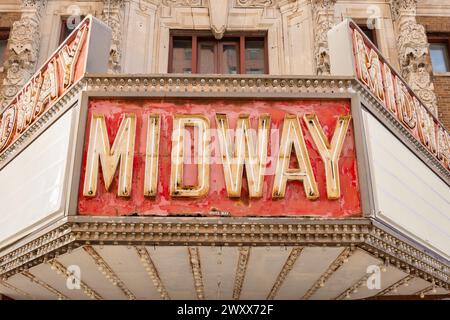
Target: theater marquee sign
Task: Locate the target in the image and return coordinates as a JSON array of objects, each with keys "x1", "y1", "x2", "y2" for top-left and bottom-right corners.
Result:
[
  {"x1": 329, "y1": 20, "x2": 450, "y2": 172},
  {"x1": 0, "y1": 16, "x2": 110, "y2": 159},
  {"x1": 78, "y1": 99, "x2": 361, "y2": 217},
  {"x1": 0, "y1": 17, "x2": 449, "y2": 296}
]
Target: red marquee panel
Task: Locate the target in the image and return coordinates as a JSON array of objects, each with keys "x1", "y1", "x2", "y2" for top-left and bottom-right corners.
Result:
[{"x1": 78, "y1": 98, "x2": 361, "y2": 217}]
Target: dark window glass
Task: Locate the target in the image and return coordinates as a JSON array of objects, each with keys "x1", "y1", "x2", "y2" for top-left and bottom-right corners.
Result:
[
  {"x1": 0, "y1": 29, "x2": 9, "y2": 66},
  {"x1": 220, "y1": 43, "x2": 239, "y2": 74},
  {"x1": 245, "y1": 39, "x2": 265, "y2": 74},
  {"x1": 430, "y1": 42, "x2": 450, "y2": 73},
  {"x1": 169, "y1": 33, "x2": 267, "y2": 74},
  {"x1": 198, "y1": 41, "x2": 216, "y2": 74},
  {"x1": 172, "y1": 38, "x2": 193, "y2": 74},
  {"x1": 358, "y1": 25, "x2": 378, "y2": 47},
  {"x1": 0, "y1": 39, "x2": 7, "y2": 66},
  {"x1": 59, "y1": 16, "x2": 85, "y2": 45}
]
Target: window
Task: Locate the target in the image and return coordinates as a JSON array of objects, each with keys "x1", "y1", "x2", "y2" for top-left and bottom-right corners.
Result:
[
  {"x1": 59, "y1": 16, "x2": 85, "y2": 45},
  {"x1": 358, "y1": 25, "x2": 378, "y2": 48},
  {"x1": 169, "y1": 32, "x2": 267, "y2": 74},
  {"x1": 0, "y1": 29, "x2": 10, "y2": 66},
  {"x1": 428, "y1": 35, "x2": 450, "y2": 73},
  {"x1": 171, "y1": 38, "x2": 192, "y2": 73}
]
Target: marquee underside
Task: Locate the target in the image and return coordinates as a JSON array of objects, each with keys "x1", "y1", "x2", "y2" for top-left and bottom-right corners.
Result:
[{"x1": 0, "y1": 245, "x2": 448, "y2": 300}]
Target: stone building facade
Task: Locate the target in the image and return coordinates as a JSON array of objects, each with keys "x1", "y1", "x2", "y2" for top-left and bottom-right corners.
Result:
[
  {"x1": 0, "y1": 1, "x2": 449, "y2": 301},
  {"x1": 0, "y1": 0, "x2": 449, "y2": 126}
]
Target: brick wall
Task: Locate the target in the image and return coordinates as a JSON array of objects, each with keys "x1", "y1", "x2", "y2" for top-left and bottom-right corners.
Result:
[
  {"x1": 417, "y1": 16, "x2": 450, "y2": 130},
  {"x1": 0, "y1": 12, "x2": 21, "y2": 92}
]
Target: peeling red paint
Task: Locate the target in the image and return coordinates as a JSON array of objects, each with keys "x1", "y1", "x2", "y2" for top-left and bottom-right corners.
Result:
[{"x1": 78, "y1": 98, "x2": 361, "y2": 217}]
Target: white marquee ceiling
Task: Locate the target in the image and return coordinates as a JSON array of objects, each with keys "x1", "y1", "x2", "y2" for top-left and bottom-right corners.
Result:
[{"x1": 0, "y1": 245, "x2": 448, "y2": 300}]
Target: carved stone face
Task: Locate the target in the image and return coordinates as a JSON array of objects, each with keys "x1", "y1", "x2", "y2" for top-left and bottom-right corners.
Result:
[
  {"x1": 9, "y1": 61, "x2": 20, "y2": 73},
  {"x1": 404, "y1": 46, "x2": 428, "y2": 68},
  {"x1": 110, "y1": 45, "x2": 120, "y2": 64}
]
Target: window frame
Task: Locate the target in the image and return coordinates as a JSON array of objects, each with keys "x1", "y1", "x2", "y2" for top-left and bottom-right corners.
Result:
[
  {"x1": 427, "y1": 33, "x2": 450, "y2": 74},
  {"x1": 197, "y1": 38, "x2": 219, "y2": 74},
  {"x1": 168, "y1": 31, "x2": 268, "y2": 74},
  {"x1": 217, "y1": 39, "x2": 240, "y2": 74}
]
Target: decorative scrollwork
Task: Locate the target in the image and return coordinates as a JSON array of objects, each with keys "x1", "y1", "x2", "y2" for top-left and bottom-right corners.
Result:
[
  {"x1": 391, "y1": 0, "x2": 438, "y2": 114},
  {"x1": 0, "y1": 0, "x2": 47, "y2": 110},
  {"x1": 102, "y1": 0, "x2": 125, "y2": 73},
  {"x1": 311, "y1": 0, "x2": 337, "y2": 75}
]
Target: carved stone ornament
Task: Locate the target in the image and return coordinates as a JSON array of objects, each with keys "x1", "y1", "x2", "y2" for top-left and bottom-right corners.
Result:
[
  {"x1": 161, "y1": 0, "x2": 205, "y2": 7},
  {"x1": 390, "y1": 0, "x2": 417, "y2": 21},
  {"x1": 208, "y1": 0, "x2": 230, "y2": 39},
  {"x1": 102, "y1": 0, "x2": 125, "y2": 73},
  {"x1": 391, "y1": 0, "x2": 438, "y2": 115},
  {"x1": 397, "y1": 21, "x2": 438, "y2": 112},
  {"x1": 234, "y1": 0, "x2": 275, "y2": 7},
  {"x1": 311, "y1": 0, "x2": 337, "y2": 75},
  {"x1": 1, "y1": 0, "x2": 47, "y2": 110}
]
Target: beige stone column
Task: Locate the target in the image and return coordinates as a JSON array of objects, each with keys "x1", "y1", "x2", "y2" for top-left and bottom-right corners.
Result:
[
  {"x1": 311, "y1": 0, "x2": 336, "y2": 75},
  {"x1": 391, "y1": 0, "x2": 438, "y2": 115},
  {"x1": 1, "y1": 0, "x2": 46, "y2": 110},
  {"x1": 102, "y1": 0, "x2": 125, "y2": 73}
]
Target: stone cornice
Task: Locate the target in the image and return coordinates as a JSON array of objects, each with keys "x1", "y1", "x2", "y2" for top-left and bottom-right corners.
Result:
[{"x1": 82, "y1": 73, "x2": 356, "y2": 94}]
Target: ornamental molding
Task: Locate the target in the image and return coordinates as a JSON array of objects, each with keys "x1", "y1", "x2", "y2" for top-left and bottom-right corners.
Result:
[
  {"x1": 101, "y1": 0, "x2": 125, "y2": 73},
  {"x1": 208, "y1": 0, "x2": 229, "y2": 39},
  {"x1": 390, "y1": 0, "x2": 418, "y2": 22},
  {"x1": 390, "y1": 0, "x2": 438, "y2": 115},
  {"x1": 22, "y1": 270, "x2": 68, "y2": 300},
  {"x1": 311, "y1": 0, "x2": 336, "y2": 11},
  {"x1": 373, "y1": 275, "x2": 415, "y2": 296},
  {"x1": 0, "y1": 217, "x2": 448, "y2": 289},
  {"x1": 135, "y1": 246, "x2": 170, "y2": 299},
  {"x1": 140, "y1": 0, "x2": 294, "y2": 9},
  {"x1": 0, "y1": 79, "x2": 84, "y2": 170},
  {"x1": 267, "y1": 247, "x2": 303, "y2": 299},
  {"x1": 354, "y1": 80, "x2": 450, "y2": 184},
  {"x1": 232, "y1": 247, "x2": 250, "y2": 299},
  {"x1": 161, "y1": 0, "x2": 205, "y2": 7},
  {"x1": 48, "y1": 259, "x2": 103, "y2": 299},
  {"x1": 0, "y1": 279, "x2": 31, "y2": 298},
  {"x1": 188, "y1": 247, "x2": 205, "y2": 299},
  {"x1": 234, "y1": 0, "x2": 275, "y2": 7},
  {"x1": 334, "y1": 262, "x2": 383, "y2": 300},
  {"x1": 302, "y1": 247, "x2": 354, "y2": 299},
  {"x1": 397, "y1": 21, "x2": 438, "y2": 114},
  {"x1": 83, "y1": 245, "x2": 136, "y2": 299},
  {"x1": 21, "y1": 0, "x2": 47, "y2": 12},
  {"x1": 0, "y1": 0, "x2": 47, "y2": 110},
  {"x1": 311, "y1": 0, "x2": 337, "y2": 75},
  {"x1": 0, "y1": 75, "x2": 357, "y2": 170}
]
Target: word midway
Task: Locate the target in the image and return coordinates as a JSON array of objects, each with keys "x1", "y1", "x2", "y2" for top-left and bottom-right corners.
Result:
[{"x1": 82, "y1": 112, "x2": 352, "y2": 201}]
